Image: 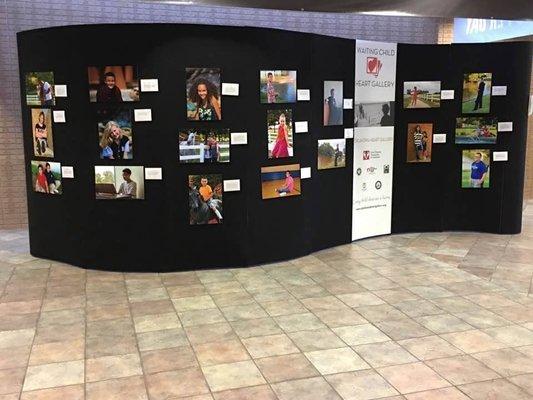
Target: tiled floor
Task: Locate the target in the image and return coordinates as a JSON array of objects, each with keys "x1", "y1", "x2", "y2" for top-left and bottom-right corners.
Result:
[{"x1": 1, "y1": 204, "x2": 533, "y2": 399}]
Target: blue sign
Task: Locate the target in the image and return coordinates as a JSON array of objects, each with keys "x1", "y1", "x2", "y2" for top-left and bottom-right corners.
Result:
[{"x1": 454, "y1": 18, "x2": 533, "y2": 43}]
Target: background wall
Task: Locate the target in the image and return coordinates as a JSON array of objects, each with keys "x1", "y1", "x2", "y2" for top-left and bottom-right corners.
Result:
[{"x1": 0, "y1": 0, "x2": 445, "y2": 229}]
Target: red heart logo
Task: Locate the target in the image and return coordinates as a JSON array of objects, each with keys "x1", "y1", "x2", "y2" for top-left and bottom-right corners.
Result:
[{"x1": 367, "y1": 57, "x2": 377, "y2": 72}]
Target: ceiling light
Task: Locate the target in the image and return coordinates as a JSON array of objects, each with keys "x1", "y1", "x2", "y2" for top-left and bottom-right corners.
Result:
[{"x1": 360, "y1": 11, "x2": 419, "y2": 17}]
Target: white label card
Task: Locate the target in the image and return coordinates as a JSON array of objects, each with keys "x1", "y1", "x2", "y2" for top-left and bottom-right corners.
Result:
[
  {"x1": 295, "y1": 121, "x2": 308, "y2": 133},
  {"x1": 61, "y1": 166, "x2": 74, "y2": 178},
  {"x1": 343, "y1": 98, "x2": 353, "y2": 109},
  {"x1": 493, "y1": 151, "x2": 508, "y2": 162},
  {"x1": 223, "y1": 179, "x2": 241, "y2": 192},
  {"x1": 441, "y1": 90, "x2": 455, "y2": 100},
  {"x1": 222, "y1": 83, "x2": 239, "y2": 96},
  {"x1": 53, "y1": 110, "x2": 66, "y2": 123},
  {"x1": 433, "y1": 134, "x2": 447, "y2": 143},
  {"x1": 492, "y1": 86, "x2": 507, "y2": 96},
  {"x1": 297, "y1": 89, "x2": 311, "y2": 101},
  {"x1": 498, "y1": 122, "x2": 513, "y2": 132},
  {"x1": 145, "y1": 167, "x2": 163, "y2": 180},
  {"x1": 54, "y1": 84, "x2": 68, "y2": 97},
  {"x1": 300, "y1": 167, "x2": 311, "y2": 179},
  {"x1": 344, "y1": 128, "x2": 354, "y2": 139},
  {"x1": 230, "y1": 132, "x2": 248, "y2": 145},
  {"x1": 134, "y1": 109, "x2": 152, "y2": 122},
  {"x1": 140, "y1": 79, "x2": 159, "y2": 92}
]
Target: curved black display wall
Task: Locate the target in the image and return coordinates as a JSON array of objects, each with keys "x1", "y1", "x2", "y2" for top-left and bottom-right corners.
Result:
[{"x1": 18, "y1": 24, "x2": 531, "y2": 271}]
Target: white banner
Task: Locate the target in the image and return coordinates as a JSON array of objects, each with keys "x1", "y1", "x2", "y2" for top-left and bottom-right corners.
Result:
[{"x1": 355, "y1": 40, "x2": 397, "y2": 102}]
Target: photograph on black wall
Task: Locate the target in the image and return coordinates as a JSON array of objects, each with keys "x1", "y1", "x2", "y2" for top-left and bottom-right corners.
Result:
[
  {"x1": 25, "y1": 71, "x2": 55, "y2": 106},
  {"x1": 261, "y1": 164, "x2": 301, "y2": 199},
  {"x1": 323, "y1": 81, "x2": 343, "y2": 126},
  {"x1": 462, "y1": 149, "x2": 490, "y2": 188},
  {"x1": 188, "y1": 174, "x2": 223, "y2": 225},
  {"x1": 462, "y1": 72, "x2": 492, "y2": 114},
  {"x1": 186, "y1": 68, "x2": 221, "y2": 121},
  {"x1": 455, "y1": 117, "x2": 498, "y2": 144},
  {"x1": 97, "y1": 108, "x2": 133, "y2": 160},
  {"x1": 88, "y1": 66, "x2": 139, "y2": 103},
  {"x1": 403, "y1": 81, "x2": 441, "y2": 108},
  {"x1": 260, "y1": 70, "x2": 297, "y2": 104},
  {"x1": 94, "y1": 166, "x2": 145, "y2": 199},
  {"x1": 267, "y1": 109, "x2": 293, "y2": 159},
  {"x1": 179, "y1": 128, "x2": 230, "y2": 163},
  {"x1": 31, "y1": 161, "x2": 61, "y2": 195},
  {"x1": 406, "y1": 123, "x2": 433, "y2": 163},
  {"x1": 31, "y1": 108, "x2": 53, "y2": 157},
  {"x1": 318, "y1": 139, "x2": 346, "y2": 170},
  {"x1": 354, "y1": 102, "x2": 394, "y2": 127}
]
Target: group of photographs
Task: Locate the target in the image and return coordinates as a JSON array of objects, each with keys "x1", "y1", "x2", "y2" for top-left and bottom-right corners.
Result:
[{"x1": 404, "y1": 72, "x2": 501, "y2": 189}]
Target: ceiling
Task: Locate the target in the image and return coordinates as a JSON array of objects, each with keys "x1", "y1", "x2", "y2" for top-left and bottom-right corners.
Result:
[{"x1": 162, "y1": 0, "x2": 533, "y2": 20}]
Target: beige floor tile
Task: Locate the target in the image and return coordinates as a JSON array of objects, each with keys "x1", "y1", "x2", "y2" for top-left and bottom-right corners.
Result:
[
  {"x1": 133, "y1": 312, "x2": 181, "y2": 333},
  {"x1": 394, "y1": 299, "x2": 444, "y2": 318},
  {"x1": 185, "y1": 322, "x2": 237, "y2": 345},
  {"x1": 458, "y1": 378, "x2": 531, "y2": 400},
  {"x1": 353, "y1": 341, "x2": 417, "y2": 367},
  {"x1": 376, "y1": 318, "x2": 433, "y2": 340},
  {"x1": 213, "y1": 385, "x2": 277, "y2": 400},
  {"x1": 230, "y1": 317, "x2": 281, "y2": 339},
  {"x1": 86, "y1": 376, "x2": 148, "y2": 400},
  {"x1": 86, "y1": 332, "x2": 137, "y2": 358},
  {"x1": 440, "y1": 329, "x2": 508, "y2": 353},
  {"x1": 0, "y1": 368, "x2": 25, "y2": 395},
  {"x1": 454, "y1": 309, "x2": 511, "y2": 329},
  {"x1": 378, "y1": 362, "x2": 451, "y2": 394},
  {"x1": 165, "y1": 284, "x2": 207, "y2": 299},
  {"x1": 355, "y1": 304, "x2": 407, "y2": 323},
  {"x1": 404, "y1": 387, "x2": 470, "y2": 399},
  {"x1": 128, "y1": 299, "x2": 175, "y2": 318},
  {"x1": 136, "y1": 328, "x2": 188, "y2": 351},
  {"x1": 0, "y1": 345, "x2": 31, "y2": 369},
  {"x1": 86, "y1": 303, "x2": 131, "y2": 322},
  {"x1": 326, "y1": 370, "x2": 399, "y2": 400},
  {"x1": 255, "y1": 353, "x2": 319, "y2": 383},
  {"x1": 406, "y1": 285, "x2": 454, "y2": 299},
  {"x1": 260, "y1": 298, "x2": 307, "y2": 317},
  {"x1": 0, "y1": 300, "x2": 41, "y2": 315},
  {"x1": 509, "y1": 373, "x2": 533, "y2": 395},
  {"x1": 242, "y1": 333, "x2": 299, "y2": 358},
  {"x1": 195, "y1": 339, "x2": 250, "y2": 366},
  {"x1": 20, "y1": 384, "x2": 84, "y2": 400},
  {"x1": 425, "y1": 355, "x2": 501, "y2": 385},
  {"x1": 482, "y1": 325, "x2": 533, "y2": 346},
  {"x1": 472, "y1": 348, "x2": 533, "y2": 377},
  {"x1": 333, "y1": 324, "x2": 390, "y2": 345},
  {"x1": 415, "y1": 314, "x2": 473, "y2": 334},
  {"x1": 146, "y1": 368, "x2": 210, "y2": 399},
  {"x1": 28, "y1": 339, "x2": 84, "y2": 365},
  {"x1": 172, "y1": 295, "x2": 217, "y2": 312},
  {"x1": 304, "y1": 347, "x2": 369, "y2": 375},
  {"x1": 0, "y1": 312, "x2": 39, "y2": 331},
  {"x1": 271, "y1": 376, "x2": 341, "y2": 400},
  {"x1": 141, "y1": 345, "x2": 197, "y2": 373},
  {"x1": 202, "y1": 360, "x2": 266, "y2": 392},
  {"x1": 398, "y1": 336, "x2": 463, "y2": 360},
  {"x1": 301, "y1": 296, "x2": 349, "y2": 311},
  {"x1": 23, "y1": 360, "x2": 84, "y2": 392},
  {"x1": 86, "y1": 353, "x2": 143, "y2": 382},
  {"x1": 336, "y1": 292, "x2": 386, "y2": 307},
  {"x1": 0, "y1": 328, "x2": 35, "y2": 349},
  {"x1": 274, "y1": 313, "x2": 326, "y2": 333},
  {"x1": 288, "y1": 328, "x2": 345, "y2": 351},
  {"x1": 314, "y1": 308, "x2": 368, "y2": 328},
  {"x1": 179, "y1": 308, "x2": 226, "y2": 327},
  {"x1": 211, "y1": 291, "x2": 255, "y2": 307},
  {"x1": 220, "y1": 304, "x2": 268, "y2": 321}
]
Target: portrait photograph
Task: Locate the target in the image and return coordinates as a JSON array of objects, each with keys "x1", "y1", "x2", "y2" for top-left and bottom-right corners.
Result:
[
  {"x1": 260, "y1": 70, "x2": 297, "y2": 104},
  {"x1": 455, "y1": 117, "x2": 498, "y2": 144},
  {"x1": 318, "y1": 139, "x2": 346, "y2": 170},
  {"x1": 355, "y1": 102, "x2": 394, "y2": 127},
  {"x1": 186, "y1": 68, "x2": 221, "y2": 121},
  {"x1": 323, "y1": 80, "x2": 343, "y2": 126},
  {"x1": 188, "y1": 174, "x2": 223, "y2": 225},
  {"x1": 25, "y1": 71, "x2": 55, "y2": 106},
  {"x1": 267, "y1": 109, "x2": 293, "y2": 159},
  {"x1": 94, "y1": 166, "x2": 145, "y2": 200},
  {"x1": 406, "y1": 123, "x2": 433, "y2": 163},
  {"x1": 88, "y1": 65, "x2": 139, "y2": 103},
  {"x1": 31, "y1": 161, "x2": 62, "y2": 195},
  {"x1": 403, "y1": 81, "x2": 441, "y2": 108},
  {"x1": 31, "y1": 108, "x2": 54, "y2": 157},
  {"x1": 179, "y1": 128, "x2": 230, "y2": 163},
  {"x1": 462, "y1": 149, "x2": 490, "y2": 189},
  {"x1": 97, "y1": 108, "x2": 133, "y2": 160},
  {"x1": 462, "y1": 72, "x2": 492, "y2": 114},
  {"x1": 261, "y1": 164, "x2": 301, "y2": 200}
]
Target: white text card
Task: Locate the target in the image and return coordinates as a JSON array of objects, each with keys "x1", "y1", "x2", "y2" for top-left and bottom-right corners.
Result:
[
  {"x1": 231, "y1": 132, "x2": 248, "y2": 145},
  {"x1": 223, "y1": 179, "x2": 241, "y2": 192},
  {"x1": 297, "y1": 89, "x2": 310, "y2": 101},
  {"x1": 145, "y1": 167, "x2": 163, "y2": 180},
  {"x1": 343, "y1": 98, "x2": 353, "y2": 109},
  {"x1": 295, "y1": 121, "x2": 308, "y2": 133},
  {"x1": 344, "y1": 128, "x2": 354, "y2": 139},
  {"x1": 54, "y1": 84, "x2": 68, "y2": 97},
  {"x1": 140, "y1": 79, "x2": 159, "y2": 92},
  {"x1": 492, "y1": 86, "x2": 507, "y2": 96},
  {"x1": 433, "y1": 134, "x2": 447, "y2": 144},
  {"x1": 493, "y1": 151, "x2": 508, "y2": 162},
  {"x1": 61, "y1": 166, "x2": 74, "y2": 178},
  {"x1": 441, "y1": 90, "x2": 455, "y2": 100},
  {"x1": 134, "y1": 109, "x2": 152, "y2": 122},
  {"x1": 222, "y1": 83, "x2": 239, "y2": 96},
  {"x1": 498, "y1": 121, "x2": 513, "y2": 132},
  {"x1": 53, "y1": 110, "x2": 66, "y2": 123},
  {"x1": 300, "y1": 167, "x2": 311, "y2": 179}
]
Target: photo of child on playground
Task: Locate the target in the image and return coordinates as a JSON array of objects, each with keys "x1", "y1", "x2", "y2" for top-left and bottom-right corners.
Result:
[
  {"x1": 406, "y1": 123, "x2": 433, "y2": 163},
  {"x1": 186, "y1": 68, "x2": 221, "y2": 121},
  {"x1": 323, "y1": 80, "x2": 343, "y2": 126},
  {"x1": 88, "y1": 66, "x2": 139, "y2": 103},
  {"x1": 188, "y1": 174, "x2": 223, "y2": 225},
  {"x1": 25, "y1": 71, "x2": 55, "y2": 106},
  {"x1": 179, "y1": 128, "x2": 230, "y2": 163},
  {"x1": 267, "y1": 109, "x2": 293, "y2": 159},
  {"x1": 260, "y1": 164, "x2": 301, "y2": 200},
  {"x1": 318, "y1": 139, "x2": 346, "y2": 170},
  {"x1": 403, "y1": 81, "x2": 441, "y2": 108},
  {"x1": 462, "y1": 149, "x2": 490, "y2": 189},
  {"x1": 97, "y1": 108, "x2": 133, "y2": 160},
  {"x1": 260, "y1": 70, "x2": 297, "y2": 104},
  {"x1": 31, "y1": 108, "x2": 54, "y2": 158},
  {"x1": 462, "y1": 72, "x2": 492, "y2": 114},
  {"x1": 455, "y1": 117, "x2": 498, "y2": 144},
  {"x1": 31, "y1": 161, "x2": 62, "y2": 195}
]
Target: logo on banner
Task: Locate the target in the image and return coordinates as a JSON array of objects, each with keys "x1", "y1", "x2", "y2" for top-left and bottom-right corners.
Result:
[
  {"x1": 356, "y1": 168, "x2": 362, "y2": 176},
  {"x1": 362, "y1": 182, "x2": 367, "y2": 191},
  {"x1": 366, "y1": 57, "x2": 383, "y2": 77},
  {"x1": 363, "y1": 151, "x2": 370, "y2": 160},
  {"x1": 383, "y1": 165, "x2": 390, "y2": 174},
  {"x1": 375, "y1": 181, "x2": 382, "y2": 190},
  {"x1": 367, "y1": 166, "x2": 377, "y2": 174}
]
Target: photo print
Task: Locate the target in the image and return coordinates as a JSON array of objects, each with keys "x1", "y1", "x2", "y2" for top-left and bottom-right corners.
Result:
[
  {"x1": 261, "y1": 164, "x2": 301, "y2": 199},
  {"x1": 455, "y1": 117, "x2": 498, "y2": 144},
  {"x1": 186, "y1": 68, "x2": 221, "y2": 121},
  {"x1": 25, "y1": 71, "x2": 55, "y2": 106},
  {"x1": 260, "y1": 70, "x2": 297, "y2": 104},
  {"x1": 355, "y1": 102, "x2": 394, "y2": 127},
  {"x1": 88, "y1": 66, "x2": 139, "y2": 103},
  {"x1": 403, "y1": 81, "x2": 441, "y2": 108},
  {"x1": 94, "y1": 166, "x2": 145, "y2": 200},
  {"x1": 406, "y1": 123, "x2": 433, "y2": 163},
  {"x1": 31, "y1": 108, "x2": 54, "y2": 157},
  {"x1": 267, "y1": 109, "x2": 293, "y2": 159},
  {"x1": 462, "y1": 72, "x2": 492, "y2": 114},
  {"x1": 97, "y1": 108, "x2": 133, "y2": 160},
  {"x1": 318, "y1": 139, "x2": 346, "y2": 170},
  {"x1": 31, "y1": 161, "x2": 62, "y2": 195},
  {"x1": 179, "y1": 128, "x2": 230, "y2": 163},
  {"x1": 462, "y1": 149, "x2": 490, "y2": 188},
  {"x1": 323, "y1": 81, "x2": 343, "y2": 126},
  {"x1": 188, "y1": 174, "x2": 223, "y2": 225}
]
